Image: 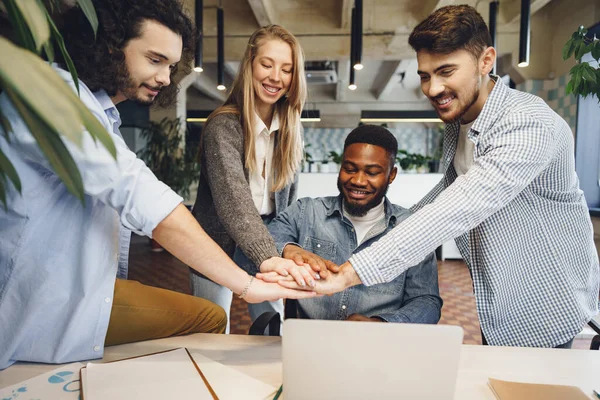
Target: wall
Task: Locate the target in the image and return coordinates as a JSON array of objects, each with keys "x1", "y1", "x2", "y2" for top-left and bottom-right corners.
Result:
[
  {"x1": 516, "y1": 73, "x2": 577, "y2": 132},
  {"x1": 303, "y1": 124, "x2": 438, "y2": 164}
]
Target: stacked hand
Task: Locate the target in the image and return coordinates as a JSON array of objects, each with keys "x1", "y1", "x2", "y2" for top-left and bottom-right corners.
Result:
[{"x1": 249, "y1": 248, "x2": 361, "y2": 301}]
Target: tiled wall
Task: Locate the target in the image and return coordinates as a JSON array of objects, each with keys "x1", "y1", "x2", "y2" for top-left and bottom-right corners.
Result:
[
  {"x1": 517, "y1": 74, "x2": 577, "y2": 133},
  {"x1": 303, "y1": 125, "x2": 440, "y2": 162}
]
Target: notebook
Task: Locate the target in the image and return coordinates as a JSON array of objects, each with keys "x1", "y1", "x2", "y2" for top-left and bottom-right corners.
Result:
[{"x1": 282, "y1": 319, "x2": 464, "y2": 399}]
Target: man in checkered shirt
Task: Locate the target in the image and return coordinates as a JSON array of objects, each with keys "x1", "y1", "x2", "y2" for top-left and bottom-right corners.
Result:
[{"x1": 278, "y1": 5, "x2": 599, "y2": 348}]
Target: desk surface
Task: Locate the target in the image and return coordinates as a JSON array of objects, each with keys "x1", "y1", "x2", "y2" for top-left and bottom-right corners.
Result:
[{"x1": 1, "y1": 333, "x2": 599, "y2": 399}]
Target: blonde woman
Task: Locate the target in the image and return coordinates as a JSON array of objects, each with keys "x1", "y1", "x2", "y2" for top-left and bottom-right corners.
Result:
[{"x1": 191, "y1": 25, "x2": 318, "y2": 332}]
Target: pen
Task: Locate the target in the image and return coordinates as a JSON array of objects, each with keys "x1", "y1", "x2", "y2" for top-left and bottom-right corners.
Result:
[{"x1": 273, "y1": 384, "x2": 283, "y2": 400}]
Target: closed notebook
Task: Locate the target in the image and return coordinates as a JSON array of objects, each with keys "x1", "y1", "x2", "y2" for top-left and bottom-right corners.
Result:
[{"x1": 488, "y1": 378, "x2": 590, "y2": 400}]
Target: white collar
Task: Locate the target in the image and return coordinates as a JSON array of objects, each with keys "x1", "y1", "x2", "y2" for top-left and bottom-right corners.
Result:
[{"x1": 253, "y1": 109, "x2": 279, "y2": 137}]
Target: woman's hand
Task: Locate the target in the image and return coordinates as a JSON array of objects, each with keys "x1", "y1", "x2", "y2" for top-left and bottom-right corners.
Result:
[
  {"x1": 241, "y1": 278, "x2": 320, "y2": 303},
  {"x1": 267, "y1": 261, "x2": 362, "y2": 296},
  {"x1": 260, "y1": 256, "x2": 320, "y2": 287}
]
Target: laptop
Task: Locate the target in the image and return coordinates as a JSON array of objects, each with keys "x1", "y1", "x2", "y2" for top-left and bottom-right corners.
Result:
[{"x1": 282, "y1": 319, "x2": 463, "y2": 400}]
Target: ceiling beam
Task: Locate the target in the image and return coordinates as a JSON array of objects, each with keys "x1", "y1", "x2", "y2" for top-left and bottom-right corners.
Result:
[
  {"x1": 500, "y1": 0, "x2": 553, "y2": 25},
  {"x1": 371, "y1": 60, "x2": 403, "y2": 100},
  {"x1": 247, "y1": 0, "x2": 275, "y2": 27},
  {"x1": 190, "y1": 64, "x2": 227, "y2": 103},
  {"x1": 335, "y1": 59, "x2": 351, "y2": 102},
  {"x1": 340, "y1": 0, "x2": 353, "y2": 29}
]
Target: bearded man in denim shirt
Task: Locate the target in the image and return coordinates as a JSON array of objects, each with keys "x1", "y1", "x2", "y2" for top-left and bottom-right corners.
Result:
[{"x1": 261, "y1": 125, "x2": 442, "y2": 323}]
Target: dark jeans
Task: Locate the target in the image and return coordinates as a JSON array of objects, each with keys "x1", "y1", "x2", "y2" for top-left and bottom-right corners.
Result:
[{"x1": 480, "y1": 330, "x2": 574, "y2": 349}]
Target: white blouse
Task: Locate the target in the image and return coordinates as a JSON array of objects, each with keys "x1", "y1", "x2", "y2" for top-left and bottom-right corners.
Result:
[{"x1": 250, "y1": 110, "x2": 279, "y2": 215}]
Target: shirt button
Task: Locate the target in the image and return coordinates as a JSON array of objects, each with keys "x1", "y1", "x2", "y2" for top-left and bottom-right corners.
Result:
[
  {"x1": 341, "y1": 305, "x2": 347, "y2": 310},
  {"x1": 104, "y1": 297, "x2": 111, "y2": 303},
  {"x1": 351, "y1": 228, "x2": 355, "y2": 232},
  {"x1": 317, "y1": 244, "x2": 321, "y2": 248},
  {"x1": 93, "y1": 345, "x2": 101, "y2": 352}
]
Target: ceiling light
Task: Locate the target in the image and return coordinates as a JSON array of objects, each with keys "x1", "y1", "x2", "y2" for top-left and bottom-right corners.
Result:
[{"x1": 360, "y1": 110, "x2": 442, "y2": 123}]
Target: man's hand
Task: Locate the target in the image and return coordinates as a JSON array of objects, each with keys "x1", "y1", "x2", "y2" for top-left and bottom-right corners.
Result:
[
  {"x1": 260, "y1": 256, "x2": 319, "y2": 288},
  {"x1": 346, "y1": 314, "x2": 385, "y2": 322},
  {"x1": 282, "y1": 245, "x2": 338, "y2": 278},
  {"x1": 266, "y1": 261, "x2": 362, "y2": 296},
  {"x1": 242, "y1": 278, "x2": 320, "y2": 304}
]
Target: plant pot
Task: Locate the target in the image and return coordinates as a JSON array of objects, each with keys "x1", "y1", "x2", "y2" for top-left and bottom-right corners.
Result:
[
  {"x1": 150, "y1": 238, "x2": 164, "y2": 252},
  {"x1": 428, "y1": 160, "x2": 440, "y2": 173}
]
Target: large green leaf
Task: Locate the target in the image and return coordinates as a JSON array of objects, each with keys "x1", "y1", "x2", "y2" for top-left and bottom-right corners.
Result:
[
  {"x1": 582, "y1": 64, "x2": 597, "y2": 84},
  {"x1": 0, "y1": 37, "x2": 116, "y2": 159},
  {"x1": 562, "y1": 38, "x2": 574, "y2": 61},
  {"x1": 4, "y1": 0, "x2": 36, "y2": 52},
  {"x1": 76, "y1": 0, "x2": 98, "y2": 37},
  {"x1": 46, "y1": 10, "x2": 79, "y2": 95},
  {"x1": 4, "y1": 87, "x2": 84, "y2": 203},
  {"x1": 592, "y1": 40, "x2": 600, "y2": 62},
  {"x1": 0, "y1": 147, "x2": 21, "y2": 193},
  {"x1": 15, "y1": 0, "x2": 50, "y2": 51},
  {"x1": 0, "y1": 109, "x2": 13, "y2": 138}
]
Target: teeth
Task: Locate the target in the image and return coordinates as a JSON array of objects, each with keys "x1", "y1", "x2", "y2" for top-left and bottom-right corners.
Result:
[
  {"x1": 351, "y1": 190, "x2": 368, "y2": 195},
  {"x1": 263, "y1": 85, "x2": 279, "y2": 93},
  {"x1": 437, "y1": 96, "x2": 453, "y2": 105}
]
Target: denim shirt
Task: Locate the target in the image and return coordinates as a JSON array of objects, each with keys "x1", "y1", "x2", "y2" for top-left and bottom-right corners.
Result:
[{"x1": 267, "y1": 196, "x2": 442, "y2": 323}]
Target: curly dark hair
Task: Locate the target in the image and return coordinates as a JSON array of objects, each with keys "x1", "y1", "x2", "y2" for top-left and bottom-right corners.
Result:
[{"x1": 60, "y1": 0, "x2": 195, "y2": 108}]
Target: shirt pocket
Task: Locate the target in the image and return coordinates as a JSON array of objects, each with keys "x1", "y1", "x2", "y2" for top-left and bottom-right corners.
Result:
[{"x1": 302, "y1": 236, "x2": 336, "y2": 260}]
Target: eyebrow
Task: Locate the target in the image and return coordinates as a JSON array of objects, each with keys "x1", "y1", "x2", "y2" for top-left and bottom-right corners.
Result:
[
  {"x1": 258, "y1": 56, "x2": 293, "y2": 67},
  {"x1": 148, "y1": 50, "x2": 174, "y2": 63},
  {"x1": 417, "y1": 63, "x2": 458, "y2": 75},
  {"x1": 343, "y1": 160, "x2": 384, "y2": 169}
]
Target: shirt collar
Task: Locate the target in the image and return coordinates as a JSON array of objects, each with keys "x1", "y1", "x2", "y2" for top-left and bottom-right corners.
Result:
[
  {"x1": 93, "y1": 89, "x2": 122, "y2": 128},
  {"x1": 469, "y1": 74, "x2": 506, "y2": 137},
  {"x1": 325, "y1": 195, "x2": 400, "y2": 226},
  {"x1": 253, "y1": 109, "x2": 279, "y2": 137}
]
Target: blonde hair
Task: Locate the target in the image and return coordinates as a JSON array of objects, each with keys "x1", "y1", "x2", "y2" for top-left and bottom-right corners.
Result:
[{"x1": 206, "y1": 25, "x2": 307, "y2": 191}]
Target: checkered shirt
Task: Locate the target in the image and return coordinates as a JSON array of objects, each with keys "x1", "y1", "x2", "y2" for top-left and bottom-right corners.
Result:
[{"x1": 349, "y1": 76, "x2": 599, "y2": 347}]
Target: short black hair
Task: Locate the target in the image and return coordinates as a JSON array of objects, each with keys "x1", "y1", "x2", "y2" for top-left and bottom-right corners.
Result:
[
  {"x1": 408, "y1": 5, "x2": 492, "y2": 60},
  {"x1": 343, "y1": 125, "x2": 398, "y2": 167}
]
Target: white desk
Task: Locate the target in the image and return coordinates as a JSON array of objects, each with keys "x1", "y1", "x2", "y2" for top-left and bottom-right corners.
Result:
[{"x1": 1, "y1": 333, "x2": 598, "y2": 399}]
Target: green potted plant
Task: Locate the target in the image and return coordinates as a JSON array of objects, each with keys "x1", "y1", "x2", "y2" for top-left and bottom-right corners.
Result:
[
  {"x1": 138, "y1": 117, "x2": 200, "y2": 251},
  {"x1": 328, "y1": 150, "x2": 343, "y2": 172},
  {"x1": 562, "y1": 26, "x2": 600, "y2": 101},
  {"x1": 396, "y1": 149, "x2": 416, "y2": 173},
  {"x1": 303, "y1": 143, "x2": 313, "y2": 172}
]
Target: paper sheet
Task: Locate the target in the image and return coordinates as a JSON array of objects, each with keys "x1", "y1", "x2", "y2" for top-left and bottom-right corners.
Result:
[
  {"x1": 0, "y1": 363, "x2": 83, "y2": 400},
  {"x1": 189, "y1": 352, "x2": 277, "y2": 400},
  {"x1": 83, "y1": 348, "x2": 213, "y2": 400}
]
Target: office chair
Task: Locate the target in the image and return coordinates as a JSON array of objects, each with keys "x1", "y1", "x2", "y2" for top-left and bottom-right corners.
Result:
[{"x1": 248, "y1": 300, "x2": 299, "y2": 336}]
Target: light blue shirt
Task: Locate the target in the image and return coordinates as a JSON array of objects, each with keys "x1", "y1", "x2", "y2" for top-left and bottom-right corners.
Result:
[{"x1": 0, "y1": 67, "x2": 182, "y2": 369}]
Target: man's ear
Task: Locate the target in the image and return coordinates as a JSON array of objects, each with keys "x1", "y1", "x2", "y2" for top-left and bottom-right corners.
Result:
[
  {"x1": 480, "y1": 46, "x2": 496, "y2": 75},
  {"x1": 388, "y1": 166, "x2": 398, "y2": 184}
]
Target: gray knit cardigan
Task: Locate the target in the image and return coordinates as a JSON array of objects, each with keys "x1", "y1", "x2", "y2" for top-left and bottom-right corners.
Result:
[{"x1": 192, "y1": 113, "x2": 299, "y2": 268}]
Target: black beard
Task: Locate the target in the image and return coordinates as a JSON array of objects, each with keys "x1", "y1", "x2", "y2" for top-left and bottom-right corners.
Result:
[
  {"x1": 435, "y1": 85, "x2": 480, "y2": 124},
  {"x1": 337, "y1": 178, "x2": 389, "y2": 217},
  {"x1": 113, "y1": 59, "x2": 156, "y2": 106}
]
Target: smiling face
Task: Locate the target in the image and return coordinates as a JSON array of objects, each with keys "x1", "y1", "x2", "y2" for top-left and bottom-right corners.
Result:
[
  {"x1": 337, "y1": 143, "x2": 397, "y2": 217},
  {"x1": 114, "y1": 19, "x2": 183, "y2": 106},
  {"x1": 416, "y1": 48, "x2": 494, "y2": 123},
  {"x1": 251, "y1": 39, "x2": 293, "y2": 117}
]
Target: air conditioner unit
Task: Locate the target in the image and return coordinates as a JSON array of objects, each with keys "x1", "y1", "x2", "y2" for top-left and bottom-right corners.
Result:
[{"x1": 305, "y1": 69, "x2": 338, "y2": 85}]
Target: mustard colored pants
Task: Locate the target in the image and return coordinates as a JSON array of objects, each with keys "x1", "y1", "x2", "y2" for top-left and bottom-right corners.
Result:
[{"x1": 105, "y1": 279, "x2": 226, "y2": 346}]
